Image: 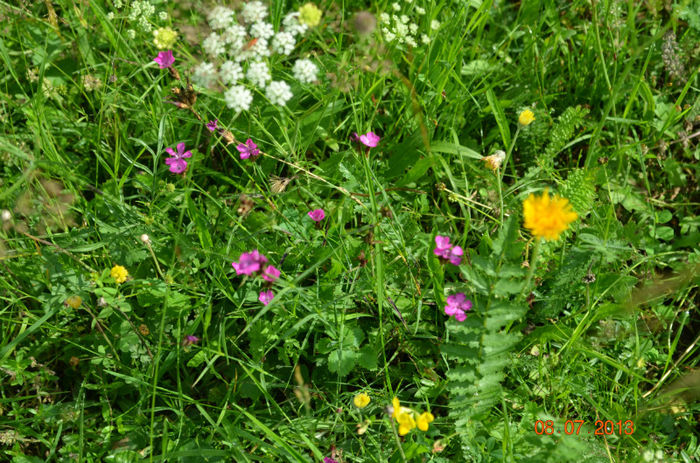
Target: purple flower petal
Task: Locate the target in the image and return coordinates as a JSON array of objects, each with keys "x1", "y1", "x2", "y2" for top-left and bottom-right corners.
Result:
[
  {"x1": 206, "y1": 119, "x2": 218, "y2": 132},
  {"x1": 154, "y1": 50, "x2": 175, "y2": 69},
  {"x1": 259, "y1": 290, "x2": 274, "y2": 305}
]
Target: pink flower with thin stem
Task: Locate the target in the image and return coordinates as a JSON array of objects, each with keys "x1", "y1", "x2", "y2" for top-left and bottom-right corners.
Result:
[
  {"x1": 164, "y1": 142, "x2": 192, "y2": 174},
  {"x1": 259, "y1": 290, "x2": 274, "y2": 306},
  {"x1": 206, "y1": 119, "x2": 218, "y2": 132},
  {"x1": 445, "y1": 293, "x2": 472, "y2": 322},
  {"x1": 153, "y1": 50, "x2": 175, "y2": 69},
  {"x1": 183, "y1": 335, "x2": 200, "y2": 346},
  {"x1": 359, "y1": 131, "x2": 380, "y2": 148},
  {"x1": 262, "y1": 265, "x2": 280, "y2": 282},
  {"x1": 232, "y1": 249, "x2": 268, "y2": 275},
  {"x1": 433, "y1": 235, "x2": 463, "y2": 266},
  {"x1": 308, "y1": 209, "x2": 325, "y2": 222},
  {"x1": 236, "y1": 138, "x2": 260, "y2": 159}
]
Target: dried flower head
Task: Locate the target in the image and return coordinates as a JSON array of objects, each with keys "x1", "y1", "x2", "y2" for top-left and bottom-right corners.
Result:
[{"x1": 483, "y1": 150, "x2": 506, "y2": 171}]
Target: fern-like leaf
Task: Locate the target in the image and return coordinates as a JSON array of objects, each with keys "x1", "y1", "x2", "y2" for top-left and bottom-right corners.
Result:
[
  {"x1": 560, "y1": 168, "x2": 596, "y2": 216},
  {"x1": 540, "y1": 106, "x2": 589, "y2": 162}
]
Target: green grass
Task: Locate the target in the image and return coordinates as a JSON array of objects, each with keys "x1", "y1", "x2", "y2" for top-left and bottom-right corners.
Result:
[{"x1": 0, "y1": 0, "x2": 698, "y2": 462}]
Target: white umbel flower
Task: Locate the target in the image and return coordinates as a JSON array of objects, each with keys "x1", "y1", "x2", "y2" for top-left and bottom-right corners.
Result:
[
  {"x1": 250, "y1": 21, "x2": 274, "y2": 40},
  {"x1": 224, "y1": 85, "x2": 253, "y2": 112},
  {"x1": 249, "y1": 37, "x2": 270, "y2": 58},
  {"x1": 208, "y1": 6, "x2": 235, "y2": 29},
  {"x1": 246, "y1": 60, "x2": 270, "y2": 88},
  {"x1": 271, "y1": 31, "x2": 296, "y2": 55},
  {"x1": 292, "y1": 59, "x2": 318, "y2": 84},
  {"x1": 416, "y1": 7, "x2": 426, "y2": 15},
  {"x1": 220, "y1": 61, "x2": 243, "y2": 84},
  {"x1": 431, "y1": 19, "x2": 441, "y2": 30},
  {"x1": 282, "y1": 12, "x2": 307, "y2": 36},
  {"x1": 223, "y1": 24, "x2": 247, "y2": 48},
  {"x1": 241, "y1": 1, "x2": 267, "y2": 24},
  {"x1": 192, "y1": 62, "x2": 218, "y2": 88},
  {"x1": 202, "y1": 32, "x2": 226, "y2": 57},
  {"x1": 265, "y1": 80, "x2": 293, "y2": 106}
]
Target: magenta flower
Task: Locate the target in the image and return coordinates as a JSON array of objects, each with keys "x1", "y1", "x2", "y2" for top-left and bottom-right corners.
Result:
[
  {"x1": 433, "y1": 235, "x2": 463, "y2": 266},
  {"x1": 232, "y1": 249, "x2": 268, "y2": 276},
  {"x1": 164, "y1": 142, "x2": 192, "y2": 174},
  {"x1": 262, "y1": 265, "x2": 280, "y2": 282},
  {"x1": 153, "y1": 50, "x2": 175, "y2": 69},
  {"x1": 182, "y1": 335, "x2": 200, "y2": 346},
  {"x1": 350, "y1": 132, "x2": 360, "y2": 142},
  {"x1": 206, "y1": 119, "x2": 218, "y2": 132},
  {"x1": 259, "y1": 290, "x2": 274, "y2": 306},
  {"x1": 359, "y1": 131, "x2": 381, "y2": 148},
  {"x1": 323, "y1": 458, "x2": 338, "y2": 463},
  {"x1": 236, "y1": 138, "x2": 260, "y2": 160},
  {"x1": 445, "y1": 293, "x2": 472, "y2": 322},
  {"x1": 308, "y1": 209, "x2": 325, "y2": 222}
]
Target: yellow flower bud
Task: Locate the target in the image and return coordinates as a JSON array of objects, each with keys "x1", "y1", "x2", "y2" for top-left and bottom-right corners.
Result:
[
  {"x1": 65, "y1": 295, "x2": 82, "y2": 309},
  {"x1": 416, "y1": 411, "x2": 434, "y2": 431},
  {"x1": 110, "y1": 265, "x2": 129, "y2": 284}
]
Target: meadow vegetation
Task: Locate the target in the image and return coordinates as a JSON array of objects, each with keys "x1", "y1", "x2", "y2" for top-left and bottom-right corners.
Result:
[{"x1": 0, "y1": 0, "x2": 699, "y2": 461}]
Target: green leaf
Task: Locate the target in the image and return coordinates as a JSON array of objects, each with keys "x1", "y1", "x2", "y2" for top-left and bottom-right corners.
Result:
[{"x1": 328, "y1": 349, "x2": 357, "y2": 377}]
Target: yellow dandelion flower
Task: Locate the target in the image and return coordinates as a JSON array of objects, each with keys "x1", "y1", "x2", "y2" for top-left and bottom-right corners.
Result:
[
  {"x1": 65, "y1": 295, "x2": 82, "y2": 309},
  {"x1": 518, "y1": 109, "x2": 535, "y2": 126},
  {"x1": 416, "y1": 411, "x2": 434, "y2": 431},
  {"x1": 522, "y1": 190, "x2": 578, "y2": 241},
  {"x1": 110, "y1": 265, "x2": 129, "y2": 284},
  {"x1": 353, "y1": 392, "x2": 371, "y2": 408},
  {"x1": 299, "y1": 3, "x2": 322, "y2": 26},
  {"x1": 153, "y1": 27, "x2": 178, "y2": 49}
]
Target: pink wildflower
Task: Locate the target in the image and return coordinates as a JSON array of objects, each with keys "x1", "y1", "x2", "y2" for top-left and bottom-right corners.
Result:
[
  {"x1": 323, "y1": 458, "x2": 338, "y2": 463},
  {"x1": 153, "y1": 50, "x2": 175, "y2": 69},
  {"x1": 259, "y1": 290, "x2": 274, "y2": 305},
  {"x1": 308, "y1": 209, "x2": 325, "y2": 222},
  {"x1": 359, "y1": 131, "x2": 380, "y2": 148},
  {"x1": 262, "y1": 265, "x2": 280, "y2": 282},
  {"x1": 232, "y1": 249, "x2": 268, "y2": 276},
  {"x1": 164, "y1": 142, "x2": 192, "y2": 174},
  {"x1": 206, "y1": 119, "x2": 218, "y2": 132},
  {"x1": 183, "y1": 335, "x2": 200, "y2": 346},
  {"x1": 433, "y1": 235, "x2": 463, "y2": 266},
  {"x1": 444, "y1": 293, "x2": 472, "y2": 322},
  {"x1": 236, "y1": 138, "x2": 260, "y2": 160}
]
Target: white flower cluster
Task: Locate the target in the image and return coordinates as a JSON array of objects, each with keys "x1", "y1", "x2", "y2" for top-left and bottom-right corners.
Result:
[
  {"x1": 110, "y1": 0, "x2": 166, "y2": 33},
  {"x1": 379, "y1": 3, "x2": 438, "y2": 47},
  {"x1": 192, "y1": 3, "x2": 321, "y2": 111}
]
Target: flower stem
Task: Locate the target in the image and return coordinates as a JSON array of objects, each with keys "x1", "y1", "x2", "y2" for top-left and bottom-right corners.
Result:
[
  {"x1": 389, "y1": 419, "x2": 407, "y2": 463},
  {"x1": 500, "y1": 127, "x2": 521, "y2": 184},
  {"x1": 520, "y1": 238, "x2": 541, "y2": 302}
]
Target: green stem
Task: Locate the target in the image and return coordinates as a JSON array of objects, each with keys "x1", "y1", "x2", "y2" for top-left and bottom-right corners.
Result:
[
  {"x1": 500, "y1": 126, "x2": 521, "y2": 184},
  {"x1": 520, "y1": 238, "x2": 541, "y2": 302},
  {"x1": 389, "y1": 418, "x2": 407, "y2": 463}
]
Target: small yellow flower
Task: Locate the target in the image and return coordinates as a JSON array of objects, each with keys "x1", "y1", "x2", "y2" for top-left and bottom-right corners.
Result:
[
  {"x1": 522, "y1": 190, "x2": 578, "y2": 241},
  {"x1": 65, "y1": 295, "x2": 82, "y2": 309},
  {"x1": 396, "y1": 409, "x2": 416, "y2": 436},
  {"x1": 110, "y1": 265, "x2": 129, "y2": 284},
  {"x1": 353, "y1": 392, "x2": 371, "y2": 408},
  {"x1": 518, "y1": 109, "x2": 535, "y2": 126},
  {"x1": 416, "y1": 411, "x2": 434, "y2": 431},
  {"x1": 391, "y1": 397, "x2": 417, "y2": 435},
  {"x1": 153, "y1": 27, "x2": 178, "y2": 49},
  {"x1": 298, "y1": 3, "x2": 322, "y2": 26}
]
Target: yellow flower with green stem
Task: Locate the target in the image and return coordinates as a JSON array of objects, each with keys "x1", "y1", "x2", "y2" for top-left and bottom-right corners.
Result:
[
  {"x1": 522, "y1": 189, "x2": 578, "y2": 241},
  {"x1": 110, "y1": 265, "x2": 129, "y2": 284},
  {"x1": 299, "y1": 3, "x2": 322, "y2": 26}
]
